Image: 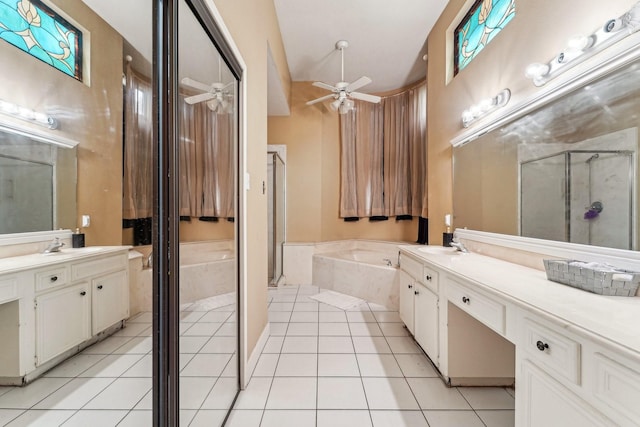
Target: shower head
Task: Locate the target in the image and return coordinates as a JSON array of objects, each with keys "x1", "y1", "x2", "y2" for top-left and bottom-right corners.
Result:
[{"x1": 585, "y1": 153, "x2": 600, "y2": 163}]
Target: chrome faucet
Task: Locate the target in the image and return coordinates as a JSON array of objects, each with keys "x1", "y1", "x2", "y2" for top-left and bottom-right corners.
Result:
[
  {"x1": 383, "y1": 258, "x2": 393, "y2": 267},
  {"x1": 449, "y1": 239, "x2": 469, "y2": 253},
  {"x1": 43, "y1": 237, "x2": 65, "y2": 254}
]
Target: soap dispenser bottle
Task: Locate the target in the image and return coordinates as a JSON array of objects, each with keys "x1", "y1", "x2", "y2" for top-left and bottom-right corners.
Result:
[{"x1": 72, "y1": 228, "x2": 85, "y2": 248}]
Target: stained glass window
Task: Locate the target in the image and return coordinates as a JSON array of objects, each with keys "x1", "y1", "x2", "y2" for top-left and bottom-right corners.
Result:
[
  {"x1": 0, "y1": 0, "x2": 83, "y2": 81},
  {"x1": 454, "y1": 0, "x2": 515, "y2": 75}
]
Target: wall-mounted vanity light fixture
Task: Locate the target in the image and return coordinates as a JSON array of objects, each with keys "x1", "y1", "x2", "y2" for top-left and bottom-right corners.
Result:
[
  {"x1": 461, "y1": 88, "x2": 511, "y2": 128},
  {"x1": 0, "y1": 99, "x2": 59, "y2": 130},
  {"x1": 525, "y1": 2, "x2": 640, "y2": 86}
]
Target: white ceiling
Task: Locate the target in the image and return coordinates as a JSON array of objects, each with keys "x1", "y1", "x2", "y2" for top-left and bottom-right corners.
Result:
[{"x1": 273, "y1": 0, "x2": 449, "y2": 93}]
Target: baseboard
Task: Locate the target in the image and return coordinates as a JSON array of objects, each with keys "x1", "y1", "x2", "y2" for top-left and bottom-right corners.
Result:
[
  {"x1": 448, "y1": 376, "x2": 515, "y2": 387},
  {"x1": 243, "y1": 322, "x2": 270, "y2": 388}
]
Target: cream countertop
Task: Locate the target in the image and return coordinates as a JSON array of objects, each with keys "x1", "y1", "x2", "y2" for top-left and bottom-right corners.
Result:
[{"x1": 399, "y1": 245, "x2": 640, "y2": 356}]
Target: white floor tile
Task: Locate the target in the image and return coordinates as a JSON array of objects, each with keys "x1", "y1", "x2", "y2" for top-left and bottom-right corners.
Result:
[
  {"x1": 199, "y1": 311, "x2": 234, "y2": 322},
  {"x1": 265, "y1": 377, "x2": 317, "y2": 409},
  {"x1": 179, "y1": 336, "x2": 209, "y2": 354},
  {"x1": 362, "y1": 377, "x2": 420, "y2": 410},
  {"x1": 188, "y1": 409, "x2": 228, "y2": 427},
  {"x1": 458, "y1": 387, "x2": 515, "y2": 410},
  {"x1": 33, "y1": 378, "x2": 114, "y2": 410},
  {"x1": 222, "y1": 409, "x2": 262, "y2": 427},
  {"x1": 367, "y1": 303, "x2": 390, "y2": 312},
  {"x1": 234, "y1": 377, "x2": 272, "y2": 409},
  {"x1": 379, "y1": 323, "x2": 410, "y2": 337},
  {"x1": 286, "y1": 322, "x2": 318, "y2": 336},
  {"x1": 318, "y1": 303, "x2": 343, "y2": 312},
  {"x1": 282, "y1": 336, "x2": 318, "y2": 353},
  {"x1": 261, "y1": 409, "x2": 316, "y2": 427},
  {"x1": 407, "y1": 378, "x2": 471, "y2": 410},
  {"x1": 214, "y1": 323, "x2": 236, "y2": 337},
  {"x1": 385, "y1": 337, "x2": 422, "y2": 354},
  {"x1": 83, "y1": 377, "x2": 151, "y2": 410},
  {"x1": 318, "y1": 336, "x2": 354, "y2": 353},
  {"x1": 182, "y1": 322, "x2": 223, "y2": 336},
  {"x1": 181, "y1": 353, "x2": 232, "y2": 377},
  {"x1": 127, "y1": 312, "x2": 152, "y2": 323},
  {"x1": 271, "y1": 294, "x2": 297, "y2": 302},
  {"x1": 269, "y1": 323, "x2": 288, "y2": 336},
  {"x1": 268, "y1": 311, "x2": 292, "y2": 322},
  {"x1": 317, "y1": 377, "x2": 368, "y2": 409},
  {"x1": 180, "y1": 311, "x2": 206, "y2": 322},
  {"x1": 5, "y1": 409, "x2": 75, "y2": 427},
  {"x1": 179, "y1": 377, "x2": 217, "y2": 410},
  {"x1": 201, "y1": 336, "x2": 237, "y2": 353},
  {"x1": 319, "y1": 311, "x2": 348, "y2": 322},
  {"x1": 319, "y1": 322, "x2": 350, "y2": 336},
  {"x1": 373, "y1": 311, "x2": 402, "y2": 323},
  {"x1": 293, "y1": 302, "x2": 319, "y2": 312},
  {"x1": 476, "y1": 410, "x2": 516, "y2": 427},
  {"x1": 352, "y1": 336, "x2": 392, "y2": 354},
  {"x1": 112, "y1": 336, "x2": 153, "y2": 355},
  {"x1": 77, "y1": 354, "x2": 144, "y2": 378},
  {"x1": 113, "y1": 409, "x2": 151, "y2": 427},
  {"x1": 317, "y1": 409, "x2": 373, "y2": 427},
  {"x1": 357, "y1": 354, "x2": 403, "y2": 377},
  {"x1": 349, "y1": 323, "x2": 384, "y2": 337},
  {"x1": 318, "y1": 354, "x2": 360, "y2": 376},
  {"x1": 423, "y1": 410, "x2": 485, "y2": 427},
  {"x1": 81, "y1": 337, "x2": 132, "y2": 355},
  {"x1": 268, "y1": 302, "x2": 294, "y2": 312},
  {"x1": 0, "y1": 378, "x2": 70, "y2": 409},
  {"x1": 252, "y1": 353, "x2": 279, "y2": 377},
  {"x1": 0, "y1": 410, "x2": 23, "y2": 426},
  {"x1": 113, "y1": 323, "x2": 151, "y2": 337},
  {"x1": 200, "y1": 377, "x2": 238, "y2": 409},
  {"x1": 346, "y1": 311, "x2": 377, "y2": 323},
  {"x1": 297, "y1": 285, "x2": 319, "y2": 295},
  {"x1": 289, "y1": 311, "x2": 319, "y2": 322},
  {"x1": 395, "y1": 354, "x2": 438, "y2": 378},
  {"x1": 275, "y1": 354, "x2": 317, "y2": 377},
  {"x1": 43, "y1": 354, "x2": 106, "y2": 378},
  {"x1": 60, "y1": 409, "x2": 128, "y2": 426},
  {"x1": 120, "y1": 354, "x2": 152, "y2": 377},
  {"x1": 262, "y1": 336, "x2": 285, "y2": 353},
  {"x1": 370, "y1": 410, "x2": 430, "y2": 427}
]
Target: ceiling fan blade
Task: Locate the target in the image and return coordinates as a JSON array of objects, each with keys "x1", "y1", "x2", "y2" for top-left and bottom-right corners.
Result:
[
  {"x1": 312, "y1": 81, "x2": 338, "y2": 92},
  {"x1": 185, "y1": 92, "x2": 216, "y2": 104},
  {"x1": 350, "y1": 91, "x2": 381, "y2": 103},
  {"x1": 306, "y1": 94, "x2": 335, "y2": 106},
  {"x1": 346, "y1": 76, "x2": 372, "y2": 92},
  {"x1": 181, "y1": 77, "x2": 213, "y2": 92}
]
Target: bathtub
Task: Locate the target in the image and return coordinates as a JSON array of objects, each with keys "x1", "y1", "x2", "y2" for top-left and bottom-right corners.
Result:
[
  {"x1": 133, "y1": 240, "x2": 235, "y2": 313},
  {"x1": 312, "y1": 247, "x2": 400, "y2": 310}
]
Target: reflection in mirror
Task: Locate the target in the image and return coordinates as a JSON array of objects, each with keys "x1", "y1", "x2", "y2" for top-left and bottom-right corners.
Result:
[
  {"x1": 0, "y1": 129, "x2": 77, "y2": 234},
  {"x1": 454, "y1": 59, "x2": 639, "y2": 251}
]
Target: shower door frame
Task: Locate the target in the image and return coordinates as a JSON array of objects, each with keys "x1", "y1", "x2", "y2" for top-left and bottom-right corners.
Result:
[
  {"x1": 268, "y1": 151, "x2": 286, "y2": 286},
  {"x1": 519, "y1": 149, "x2": 635, "y2": 249}
]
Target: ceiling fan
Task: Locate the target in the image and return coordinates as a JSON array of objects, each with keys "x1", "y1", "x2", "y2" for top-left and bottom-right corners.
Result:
[
  {"x1": 306, "y1": 40, "x2": 381, "y2": 114},
  {"x1": 181, "y1": 59, "x2": 233, "y2": 113}
]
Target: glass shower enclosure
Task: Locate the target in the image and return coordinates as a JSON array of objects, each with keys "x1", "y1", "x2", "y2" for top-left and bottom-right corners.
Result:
[
  {"x1": 268, "y1": 152, "x2": 285, "y2": 286},
  {"x1": 521, "y1": 150, "x2": 635, "y2": 250}
]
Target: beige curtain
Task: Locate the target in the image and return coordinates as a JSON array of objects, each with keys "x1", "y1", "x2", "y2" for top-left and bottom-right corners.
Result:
[
  {"x1": 122, "y1": 64, "x2": 153, "y2": 220},
  {"x1": 340, "y1": 82, "x2": 427, "y2": 218},
  {"x1": 340, "y1": 101, "x2": 385, "y2": 217}
]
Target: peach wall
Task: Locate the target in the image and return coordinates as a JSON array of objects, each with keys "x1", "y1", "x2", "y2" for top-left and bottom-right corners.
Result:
[
  {"x1": 0, "y1": 0, "x2": 123, "y2": 247},
  {"x1": 269, "y1": 82, "x2": 418, "y2": 243},
  {"x1": 426, "y1": 0, "x2": 637, "y2": 243},
  {"x1": 212, "y1": 0, "x2": 291, "y2": 360}
]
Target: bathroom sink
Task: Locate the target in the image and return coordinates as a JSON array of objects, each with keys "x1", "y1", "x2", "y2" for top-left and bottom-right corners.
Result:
[{"x1": 417, "y1": 246, "x2": 460, "y2": 255}]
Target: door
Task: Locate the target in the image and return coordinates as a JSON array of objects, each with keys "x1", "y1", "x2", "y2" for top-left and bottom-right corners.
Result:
[
  {"x1": 92, "y1": 270, "x2": 129, "y2": 335},
  {"x1": 414, "y1": 282, "x2": 439, "y2": 365}
]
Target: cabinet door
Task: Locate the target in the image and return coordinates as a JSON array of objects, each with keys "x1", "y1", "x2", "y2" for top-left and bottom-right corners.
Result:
[
  {"x1": 414, "y1": 283, "x2": 438, "y2": 365},
  {"x1": 36, "y1": 283, "x2": 91, "y2": 366},
  {"x1": 517, "y1": 360, "x2": 614, "y2": 427},
  {"x1": 92, "y1": 270, "x2": 129, "y2": 335},
  {"x1": 399, "y1": 270, "x2": 415, "y2": 334}
]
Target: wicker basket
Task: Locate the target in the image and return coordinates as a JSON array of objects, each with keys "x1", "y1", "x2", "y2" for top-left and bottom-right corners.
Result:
[{"x1": 543, "y1": 259, "x2": 640, "y2": 297}]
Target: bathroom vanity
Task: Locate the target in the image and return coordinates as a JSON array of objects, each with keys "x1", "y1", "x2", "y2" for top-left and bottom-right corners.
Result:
[
  {"x1": 0, "y1": 246, "x2": 130, "y2": 385},
  {"x1": 399, "y1": 243, "x2": 640, "y2": 427}
]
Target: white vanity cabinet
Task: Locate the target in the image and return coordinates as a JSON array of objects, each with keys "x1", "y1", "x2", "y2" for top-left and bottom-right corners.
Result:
[
  {"x1": 399, "y1": 252, "x2": 439, "y2": 366},
  {"x1": 0, "y1": 247, "x2": 130, "y2": 384}
]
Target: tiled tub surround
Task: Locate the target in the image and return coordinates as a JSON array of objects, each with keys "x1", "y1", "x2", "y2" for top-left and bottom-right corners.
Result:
[
  {"x1": 400, "y1": 238, "x2": 640, "y2": 426},
  {"x1": 134, "y1": 240, "x2": 235, "y2": 312}
]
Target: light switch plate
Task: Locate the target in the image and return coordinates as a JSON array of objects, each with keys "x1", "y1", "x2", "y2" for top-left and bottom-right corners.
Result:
[{"x1": 81, "y1": 215, "x2": 90, "y2": 227}]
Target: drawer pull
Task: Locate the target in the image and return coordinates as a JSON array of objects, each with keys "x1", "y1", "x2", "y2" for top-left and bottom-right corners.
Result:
[
  {"x1": 50, "y1": 276, "x2": 58, "y2": 282},
  {"x1": 425, "y1": 275, "x2": 432, "y2": 281},
  {"x1": 97, "y1": 285, "x2": 103, "y2": 290},
  {"x1": 536, "y1": 340, "x2": 549, "y2": 352},
  {"x1": 80, "y1": 291, "x2": 87, "y2": 296},
  {"x1": 414, "y1": 290, "x2": 420, "y2": 295},
  {"x1": 408, "y1": 284, "x2": 413, "y2": 289},
  {"x1": 462, "y1": 296, "x2": 470, "y2": 304}
]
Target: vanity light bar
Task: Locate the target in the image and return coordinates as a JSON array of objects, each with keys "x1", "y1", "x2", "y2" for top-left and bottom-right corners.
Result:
[
  {"x1": 525, "y1": 2, "x2": 640, "y2": 86},
  {"x1": 461, "y1": 88, "x2": 511, "y2": 128},
  {"x1": 0, "y1": 99, "x2": 59, "y2": 130}
]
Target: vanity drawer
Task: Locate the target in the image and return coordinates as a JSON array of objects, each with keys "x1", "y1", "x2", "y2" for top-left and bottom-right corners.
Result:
[
  {"x1": 400, "y1": 253, "x2": 422, "y2": 281},
  {"x1": 0, "y1": 276, "x2": 19, "y2": 304},
  {"x1": 71, "y1": 254, "x2": 127, "y2": 281},
  {"x1": 35, "y1": 266, "x2": 69, "y2": 292},
  {"x1": 447, "y1": 279, "x2": 506, "y2": 335},
  {"x1": 422, "y1": 265, "x2": 439, "y2": 293},
  {"x1": 522, "y1": 318, "x2": 581, "y2": 385}
]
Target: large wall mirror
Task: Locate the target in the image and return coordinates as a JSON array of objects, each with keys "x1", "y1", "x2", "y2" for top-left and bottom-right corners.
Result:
[{"x1": 453, "y1": 58, "x2": 640, "y2": 251}]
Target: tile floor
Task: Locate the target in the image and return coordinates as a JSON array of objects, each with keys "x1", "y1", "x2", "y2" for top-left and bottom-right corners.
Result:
[
  {"x1": 0, "y1": 284, "x2": 515, "y2": 426},
  {"x1": 0, "y1": 299, "x2": 238, "y2": 426},
  {"x1": 224, "y1": 284, "x2": 515, "y2": 427}
]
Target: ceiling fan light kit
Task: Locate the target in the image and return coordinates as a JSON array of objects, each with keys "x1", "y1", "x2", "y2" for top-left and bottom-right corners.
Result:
[{"x1": 306, "y1": 39, "x2": 381, "y2": 114}]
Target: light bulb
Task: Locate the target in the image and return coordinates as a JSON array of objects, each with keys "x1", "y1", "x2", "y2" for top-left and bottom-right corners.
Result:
[
  {"x1": 567, "y1": 35, "x2": 595, "y2": 51},
  {"x1": 525, "y1": 62, "x2": 550, "y2": 79},
  {"x1": 330, "y1": 100, "x2": 341, "y2": 112}
]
